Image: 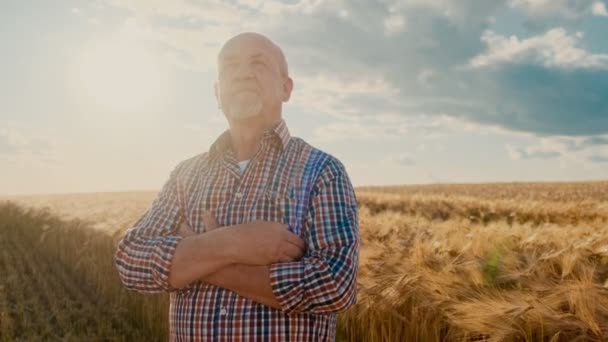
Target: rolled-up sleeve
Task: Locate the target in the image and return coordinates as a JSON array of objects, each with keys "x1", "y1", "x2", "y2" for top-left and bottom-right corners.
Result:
[
  {"x1": 114, "y1": 162, "x2": 186, "y2": 294},
  {"x1": 269, "y1": 159, "x2": 359, "y2": 314}
]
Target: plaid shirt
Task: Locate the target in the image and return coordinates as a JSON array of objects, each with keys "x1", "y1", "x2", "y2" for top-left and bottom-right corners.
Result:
[{"x1": 114, "y1": 119, "x2": 359, "y2": 341}]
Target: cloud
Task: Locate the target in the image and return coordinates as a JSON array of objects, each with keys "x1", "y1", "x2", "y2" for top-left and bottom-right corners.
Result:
[
  {"x1": 261, "y1": 3, "x2": 608, "y2": 136},
  {"x1": 380, "y1": 153, "x2": 416, "y2": 167},
  {"x1": 582, "y1": 136, "x2": 608, "y2": 146},
  {"x1": 290, "y1": 74, "x2": 400, "y2": 120},
  {"x1": 105, "y1": 0, "x2": 241, "y2": 23},
  {"x1": 104, "y1": 0, "x2": 608, "y2": 137},
  {"x1": 310, "y1": 114, "x2": 457, "y2": 143},
  {"x1": 589, "y1": 154, "x2": 608, "y2": 162},
  {"x1": 393, "y1": 154, "x2": 416, "y2": 166},
  {"x1": 0, "y1": 123, "x2": 60, "y2": 164},
  {"x1": 509, "y1": 0, "x2": 599, "y2": 18},
  {"x1": 506, "y1": 144, "x2": 562, "y2": 160},
  {"x1": 0, "y1": 134, "x2": 19, "y2": 156},
  {"x1": 468, "y1": 62, "x2": 608, "y2": 135},
  {"x1": 592, "y1": 1, "x2": 608, "y2": 15},
  {"x1": 118, "y1": 17, "x2": 235, "y2": 72},
  {"x1": 470, "y1": 28, "x2": 608, "y2": 69},
  {"x1": 384, "y1": 14, "x2": 406, "y2": 36},
  {"x1": 311, "y1": 119, "x2": 408, "y2": 143},
  {"x1": 505, "y1": 134, "x2": 608, "y2": 161}
]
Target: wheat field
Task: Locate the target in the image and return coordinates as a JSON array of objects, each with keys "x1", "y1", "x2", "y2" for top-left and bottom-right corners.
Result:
[{"x1": 1, "y1": 181, "x2": 608, "y2": 341}]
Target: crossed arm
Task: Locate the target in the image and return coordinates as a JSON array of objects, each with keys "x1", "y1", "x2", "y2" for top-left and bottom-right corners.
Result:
[
  {"x1": 204, "y1": 264, "x2": 281, "y2": 309},
  {"x1": 114, "y1": 159, "x2": 359, "y2": 315},
  {"x1": 173, "y1": 213, "x2": 284, "y2": 309}
]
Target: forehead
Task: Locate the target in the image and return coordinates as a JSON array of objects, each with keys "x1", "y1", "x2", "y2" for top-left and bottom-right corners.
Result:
[{"x1": 218, "y1": 35, "x2": 279, "y2": 62}]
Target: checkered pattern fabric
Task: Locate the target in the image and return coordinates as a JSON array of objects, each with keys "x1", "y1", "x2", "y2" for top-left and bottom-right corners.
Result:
[{"x1": 115, "y1": 119, "x2": 359, "y2": 341}]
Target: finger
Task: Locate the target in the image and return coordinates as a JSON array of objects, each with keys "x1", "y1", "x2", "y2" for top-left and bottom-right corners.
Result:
[
  {"x1": 202, "y1": 211, "x2": 220, "y2": 230},
  {"x1": 278, "y1": 254, "x2": 294, "y2": 263},
  {"x1": 282, "y1": 243, "x2": 305, "y2": 260},
  {"x1": 209, "y1": 214, "x2": 220, "y2": 229},
  {"x1": 283, "y1": 231, "x2": 306, "y2": 251},
  {"x1": 179, "y1": 219, "x2": 190, "y2": 229},
  {"x1": 177, "y1": 227, "x2": 195, "y2": 237},
  {"x1": 177, "y1": 220, "x2": 195, "y2": 237}
]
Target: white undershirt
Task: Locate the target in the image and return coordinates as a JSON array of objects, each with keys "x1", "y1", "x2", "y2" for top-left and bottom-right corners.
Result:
[{"x1": 237, "y1": 159, "x2": 250, "y2": 174}]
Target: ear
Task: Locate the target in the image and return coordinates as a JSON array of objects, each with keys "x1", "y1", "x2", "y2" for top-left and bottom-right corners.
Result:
[
  {"x1": 214, "y1": 81, "x2": 221, "y2": 109},
  {"x1": 282, "y1": 77, "x2": 294, "y2": 102}
]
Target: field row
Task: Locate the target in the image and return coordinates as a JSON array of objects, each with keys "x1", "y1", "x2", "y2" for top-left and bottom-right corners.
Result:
[
  {"x1": 0, "y1": 205, "x2": 156, "y2": 341},
  {"x1": 357, "y1": 191, "x2": 608, "y2": 226},
  {"x1": 2, "y1": 182, "x2": 608, "y2": 341},
  {"x1": 357, "y1": 180, "x2": 608, "y2": 202},
  {"x1": 5, "y1": 185, "x2": 607, "y2": 238},
  {"x1": 343, "y1": 207, "x2": 608, "y2": 341}
]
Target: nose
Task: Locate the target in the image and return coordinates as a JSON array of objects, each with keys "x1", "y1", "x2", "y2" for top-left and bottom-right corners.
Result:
[{"x1": 234, "y1": 61, "x2": 255, "y2": 80}]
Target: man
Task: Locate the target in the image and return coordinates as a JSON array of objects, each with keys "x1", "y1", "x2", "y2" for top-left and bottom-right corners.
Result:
[{"x1": 114, "y1": 32, "x2": 359, "y2": 341}]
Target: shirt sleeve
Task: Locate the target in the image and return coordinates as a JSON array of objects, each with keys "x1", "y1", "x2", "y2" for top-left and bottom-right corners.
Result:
[
  {"x1": 269, "y1": 158, "x2": 360, "y2": 314},
  {"x1": 114, "y1": 161, "x2": 186, "y2": 294}
]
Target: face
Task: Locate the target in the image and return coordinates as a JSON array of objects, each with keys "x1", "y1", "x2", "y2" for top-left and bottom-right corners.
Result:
[{"x1": 215, "y1": 34, "x2": 292, "y2": 123}]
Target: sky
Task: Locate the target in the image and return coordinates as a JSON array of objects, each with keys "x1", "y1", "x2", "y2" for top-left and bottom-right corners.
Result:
[{"x1": 1, "y1": 0, "x2": 608, "y2": 195}]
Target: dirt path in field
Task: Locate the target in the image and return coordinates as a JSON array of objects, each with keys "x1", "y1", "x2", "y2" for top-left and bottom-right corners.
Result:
[{"x1": 0, "y1": 228, "x2": 137, "y2": 341}]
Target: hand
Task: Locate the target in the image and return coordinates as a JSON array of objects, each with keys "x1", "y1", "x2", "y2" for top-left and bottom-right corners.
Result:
[
  {"x1": 177, "y1": 211, "x2": 220, "y2": 238},
  {"x1": 227, "y1": 221, "x2": 306, "y2": 265}
]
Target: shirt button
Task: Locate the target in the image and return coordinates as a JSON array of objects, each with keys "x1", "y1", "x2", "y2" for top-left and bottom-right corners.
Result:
[
  {"x1": 235, "y1": 192, "x2": 243, "y2": 199},
  {"x1": 220, "y1": 307, "x2": 227, "y2": 316}
]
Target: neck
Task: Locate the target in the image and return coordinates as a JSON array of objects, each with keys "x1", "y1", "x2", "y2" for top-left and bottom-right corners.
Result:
[{"x1": 228, "y1": 116, "x2": 280, "y2": 161}]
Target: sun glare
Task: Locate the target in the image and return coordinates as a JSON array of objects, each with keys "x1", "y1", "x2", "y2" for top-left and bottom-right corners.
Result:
[{"x1": 74, "y1": 35, "x2": 171, "y2": 114}]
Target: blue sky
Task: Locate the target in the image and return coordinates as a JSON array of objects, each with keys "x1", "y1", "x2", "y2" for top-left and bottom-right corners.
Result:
[{"x1": 1, "y1": 0, "x2": 607, "y2": 195}]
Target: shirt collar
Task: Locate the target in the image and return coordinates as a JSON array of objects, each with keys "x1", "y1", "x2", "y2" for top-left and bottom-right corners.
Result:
[{"x1": 209, "y1": 118, "x2": 291, "y2": 159}]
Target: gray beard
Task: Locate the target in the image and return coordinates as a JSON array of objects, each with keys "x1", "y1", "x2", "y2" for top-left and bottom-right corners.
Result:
[{"x1": 226, "y1": 92, "x2": 263, "y2": 120}]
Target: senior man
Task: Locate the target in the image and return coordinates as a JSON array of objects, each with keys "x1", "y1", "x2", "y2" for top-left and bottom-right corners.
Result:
[{"x1": 114, "y1": 32, "x2": 359, "y2": 341}]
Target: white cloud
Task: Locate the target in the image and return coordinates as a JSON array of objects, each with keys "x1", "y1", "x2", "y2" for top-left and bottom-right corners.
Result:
[
  {"x1": 310, "y1": 113, "x2": 461, "y2": 143},
  {"x1": 338, "y1": 9, "x2": 349, "y2": 19},
  {"x1": 387, "y1": 153, "x2": 416, "y2": 166},
  {"x1": 259, "y1": 0, "x2": 325, "y2": 16},
  {"x1": 238, "y1": 0, "x2": 264, "y2": 9},
  {"x1": 589, "y1": 154, "x2": 608, "y2": 162},
  {"x1": 291, "y1": 73, "x2": 399, "y2": 119},
  {"x1": 592, "y1": 1, "x2": 608, "y2": 15},
  {"x1": 0, "y1": 123, "x2": 61, "y2": 165},
  {"x1": 470, "y1": 28, "x2": 608, "y2": 69},
  {"x1": 102, "y1": 0, "x2": 608, "y2": 138},
  {"x1": 118, "y1": 17, "x2": 235, "y2": 72},
  {"x1": 505, "y1": 134, "x2": 608, "y2": 162},
  {"x1": 392, "y1": 0, "x2": 504, "y2": 24},
  {"x1": 417, "y1": 68, "x2": 436, "y2": 88},
  {"x1": 509, "y1": 0, "x2": 597, "y2": 18},
  {"x1": 311, "y1": 119, "x2": 408, "y2": 143},
  {"x1": 384, "y1": 14, "x2": 406, "y2": 35},
  {"x1": 101, "y1": 0, "x2": 266, "y2": 72},
  {"x1": 105, "y1": 0, "x2": 241, "y2": 23},
  {"x1": 506, "y1": 144, "x2": 561, "y2": 160}
]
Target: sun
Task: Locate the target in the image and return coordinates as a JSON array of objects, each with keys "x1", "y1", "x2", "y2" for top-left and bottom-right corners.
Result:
[{"x1": 74, "y1": 35, "x2": 171, "y2": 114}]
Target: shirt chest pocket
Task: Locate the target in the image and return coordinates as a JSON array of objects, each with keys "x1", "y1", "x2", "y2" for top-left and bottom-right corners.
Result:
[
  {"x1": 186, "y1": 185, "x2": 232, "y2": 234},
  {"x1": 247, "y1": 187, "x2": 304, "y2": 235}
]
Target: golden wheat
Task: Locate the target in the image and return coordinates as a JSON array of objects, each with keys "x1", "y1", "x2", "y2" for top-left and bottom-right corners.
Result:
[{"x1": 1, "y1": 180, "x2": 607, "y2": 341}]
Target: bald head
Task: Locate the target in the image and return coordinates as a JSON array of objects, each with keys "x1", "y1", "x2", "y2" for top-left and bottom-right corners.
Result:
[
  {"x1": 218, "y1": 32, "x2": 289, "y2": 78},
  {"x1": 214, "y1": 31, "x2": 294, "y2": 124}
]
